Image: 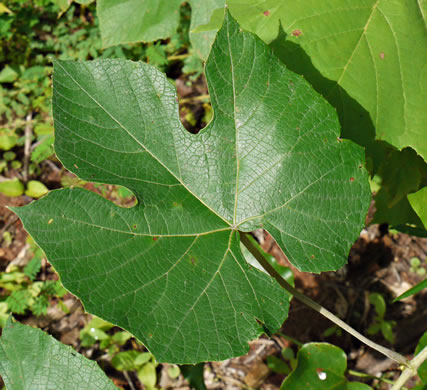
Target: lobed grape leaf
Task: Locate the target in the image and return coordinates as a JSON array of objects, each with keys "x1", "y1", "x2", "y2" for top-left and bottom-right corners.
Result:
[
  {"x1": 0, "y1": 317, "x2": 117, "y2": 390},
  {"x1": 13, "y1": 11, "x2": 370, "y2": 363}
]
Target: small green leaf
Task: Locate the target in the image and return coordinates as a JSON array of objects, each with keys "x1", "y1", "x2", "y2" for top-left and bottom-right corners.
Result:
[
  {"x1": 0, "y1": 179, "x2": 24, "y2": 197},
  {"x1": 281, "y1": 347, "x2": 295, "y2": 361},
  {"x1": 280, "y1": 343, "x2": 372, "y2": 390},
  {"x1": 3, "y1": 151, "x2": 16, "y2": 161},
  {"x1": 25, "y1": 180, "x2": 48, "y2": 199},
  {"x1": 134, "y1": 352, "x2": 153, "y2": 366},
  {"x1": 6, "y1": 290, "x2": 31, "y2": 314},
  {"x1": 0, "y1": 131, "x2": 18, "y2": 151},
  {"x1": 417, "y1": 268, "x2": 426, "y2": 276},
  {"x1": 111, "y1": 331, "x2": 132, "y2": 345},
  {"x1": 24, "y1": 256, "x2": 42, "y2": 281},
  {"x1": 112, "y1": 350, "x2": 141, "y2": 371},
  {"x1": 137, "y1": 362, "x2": 157, "y2": 389},
  {"x1": 31, "y1": 135, "x2": 54, "y2": 164},
  {"x1": 411, "y1": 257, "x2": 422, "y2": 268},
  {"x1": 0, "y1": 317, "x2": 117, "y2": 389},
  {"x1": 369, "y1": 293, "x2": 386, "y2": 318},
  {"x1": 267, "y1": 355, "x2": 291, "y2": 375},
  {"x1": 80, "y1": 333, "x2": 97, "y2": 348},
  {"x1": 0, "y1": 302, "x2": 9, "y2": 327},
  {"x1": 168, "y1": 364, "x2": 181, "y2": 378},
  {"x1": 31, "y1": 295, "x2": 50, "y2": 316},
  {"x1": 34, "y1": 124, "x2": 54, "y2": 136},
  {"x1": 0, "y1": 66, "x2": 18, "y2": 83},
  {"x1": 146, "y1": 43, "x2": 168, "y2": 68},
  {"x1": 87, "y1": 316, "x2": 115, "y2": 331},
  {"x1": 380, "y1": 321, "x2": 395, "y2": 344},
  {"x1": 180, "y1": 363, "x2": 206, "y2": 390},
  {"x1": 367, "y1": 322, "x2": 381, "y2": 335}
]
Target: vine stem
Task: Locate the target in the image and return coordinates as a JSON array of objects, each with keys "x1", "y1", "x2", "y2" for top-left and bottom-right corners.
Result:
[
  {"x1": 239, "y1": 232, "x2": 409, "y2": 367},
  {"x1": 391, "y1": 345, "x2": 427, "y2": 390}
]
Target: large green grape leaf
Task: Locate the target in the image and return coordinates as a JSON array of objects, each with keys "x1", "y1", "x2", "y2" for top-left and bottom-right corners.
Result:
[
  {"x1": 225, "y1": 0, "x2": 427, "y2": 162},
  {"x1": 13, "y1": 11, "x2": 370, "y2": 363},
  {"x1": 0, "y1": 317, "x2": 117, "y2": 390},
  {"x1": 280, "y1": 343, "x2": 372, "y2": 390}
]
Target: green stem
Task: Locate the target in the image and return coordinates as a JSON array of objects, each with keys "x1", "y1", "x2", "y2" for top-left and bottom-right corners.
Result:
[
  {"x1": 179, "y1": 94, "x2": 210, "y2": 104},
  {"x1": 391, "y1": 345, "x2": 427, "y2": 390},
  {"x1": 239, "y1": 232, "x2": 409, "y2": 367},
  {"x1": 348, "y1": 369, "x2": 395, "y2": 385}
]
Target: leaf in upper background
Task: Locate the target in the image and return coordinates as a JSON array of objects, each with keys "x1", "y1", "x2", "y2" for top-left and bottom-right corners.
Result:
[
  {"x1": 225, "y1": 0, "x2": 427, "y2": 162},
  {"x1": 98, "y1": 0, "x2": 182, "y2": 47},
  {"x1": 98, "y1": 0, "x2": 225, "y2": 58},
  {"x1": 188, "y1": 0, "x2": 225, "y2": 59},
  {"x1": 280, "y1": 343, "x2": 372, "y2": 390},
  {"x1": 13, "y1": 11, "x2": 370, "y2": 363},
  {"x1": 0, "y1": 317, "x2": 117, "y2": 390},
  {"x1": 408, "y1": 187, "x2": 427, "y2": 229}
]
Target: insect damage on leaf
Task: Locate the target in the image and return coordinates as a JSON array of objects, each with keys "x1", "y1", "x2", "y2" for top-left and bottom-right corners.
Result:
[{"x1": 12, "y1": 10, "x2": 370, "y2": 363}]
